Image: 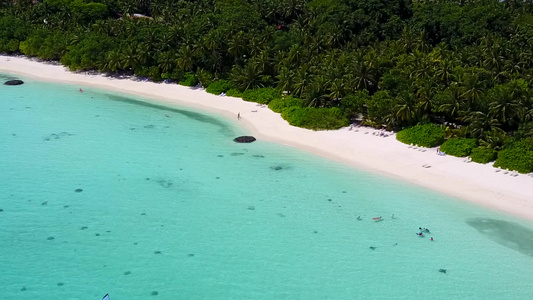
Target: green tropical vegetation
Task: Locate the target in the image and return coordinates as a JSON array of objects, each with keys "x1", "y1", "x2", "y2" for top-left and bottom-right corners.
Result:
[
  {"x1": 1, "y1": 0, "x2": 533, "y2": 171},
  {"x1": 269, "y1": 96, "x2": 303, "y2": 113},
  {"x1": 206, "y1": 79, "x2": 231, "y2": 95},
  {"x1": 396, "y1": 124, "x2": 445, "y2": 148},
  {"x1": 470, "y1": 147, "x2": 497, "y2": 164},
  {"x1": 493, "y1": 140, "x2": 533, "y2": 173},
  {"x1": 440, "y1": 138, "x2": 477, "y2": 157}
]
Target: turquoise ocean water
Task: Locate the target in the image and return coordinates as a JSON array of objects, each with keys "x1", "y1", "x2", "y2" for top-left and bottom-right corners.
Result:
[{"x1": 1, "y1": 74, "x2": 533, "y2": 300}]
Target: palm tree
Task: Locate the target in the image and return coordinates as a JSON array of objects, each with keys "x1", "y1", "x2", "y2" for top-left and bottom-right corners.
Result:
[
  {"x1": 479, "y1": 128, "x2": 507, "y2": 151},
  {"x1": 228, "y1": 31, "x2": 247, "y2": 61},
  {"x1": 121, "y1": 47, "x2": 140, "y2": 71},
  {"x1": 434, "y1": 57, "x2": 456, "y2": 85},
  {"x1": 304, "y1": 76, "x2": 329, "y2": 107},
  {"x1": 158, "y1": 51, "x2": 176, "y2": 74},
  {"x1": 329, "y1": 78, "x2": 346, "y2": 101},
  {"x1": 176, "y1": 45, "x2": 194, "y2": 71},
  {"x1": 276, "y1": 67, "x2": 294, "y2": 94},
  {"x1": 292, "y1": 66, "x2": 313, "y2": 98},
  {"x1": 230, "y1": 63, "x2": 263, "y2": 91},
  {"x1": 136, "y1": 42, "x2": 153, "y2": 66},
  {"x1": 461, "y1": 73, "x2": 485, "y2": 110},
  {"x1": 394, "y1": 92, "x2": 417, "y2": 125},
  {"x1": 416, "y1": 80, "x2": 435, "y2": 114},
  {"x1": 488, "y1": 85, "x2": 520, "y2": 127},
  {"x1": 464, "y1": 111, "x2": 501, "y2": 140},
  {"x1": 102, "y1": 50, "x2": 123, "y2": 73},
  {"x1": 438, "y1": 85, "x2": 464, "y2": 121},
  {"x1": 350, "y1": 61, "x2": 375, "y2": 92}
]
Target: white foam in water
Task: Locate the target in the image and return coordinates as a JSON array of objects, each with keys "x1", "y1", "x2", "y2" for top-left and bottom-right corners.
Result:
[{"x1": 1, "y1": 76, "x2": 533, "y2": 299}]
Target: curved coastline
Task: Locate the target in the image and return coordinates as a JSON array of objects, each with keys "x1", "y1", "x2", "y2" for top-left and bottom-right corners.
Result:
[{"x1": 2, "y1": 55, "x2": 533, "y2": 221}]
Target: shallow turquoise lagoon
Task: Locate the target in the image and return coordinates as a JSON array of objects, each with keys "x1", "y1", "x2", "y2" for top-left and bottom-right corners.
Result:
[{"x1": 1, "y1": 74, "x2": 533, "y2": 299}]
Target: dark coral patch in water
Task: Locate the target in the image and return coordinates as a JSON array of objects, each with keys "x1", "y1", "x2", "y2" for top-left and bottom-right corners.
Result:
[
  {"x1": 151, "y1": 291, "x2": 159, "y2": 296},
  {"x1": 156, "y1": 179, "x2": 173, "y2": 188},
  {"x1": 252, "y1": 154, "x2": 265, "y2": 158},
  {"x1": 75, "y1": 188, "x2": 83, "y2": 193},
  {"x1": 41, "y1": 201, "x2": 48, "y2": 205},
  {"x1": 247, "y1": 206, "x2": 255, "y2": 210},
  {"x1": 233, "y1": 136, "x2": 256, "y2": 143},
  {"x1": 124, "y1": 271, "x2": 131, "y2": 275},
  {"x1": 21, "y1": 286, "x2": 27, "y2": 291},
  {"x1": 47, "y1": 237, "x2": 55, "y2": 240},
  {"x1": 230, "y1": 152, "x2": 245, "y2": 156},
  {"x1": 0, "y1": 209, "x2": 3, "y2": 212},
  {"x1": 188, "y1": 254, "x2": 195, "y2": 257},
  {"x1": 270, "y1": 164, "x2": 292, "y2": 171},
  {"x1": 80, "y1": 226, "x2": 88, "y2": 230},
  {"x1": 95, "y1": 233, "x2": 100, "y2": 236},
  {"x1": 154, "y1": 251, "x2": 162, "y2": 254},
  {"x1": 57, "y1": 282, "x2": 64, "y2": 286},
  {"x1": 217, "y1": 155, "x2": 224, "y2": 157},
  {"x1": 466, "y1": 218, "x2": 533, "y2": 257},
  {"x1": 144, "y1": 124, "x2": 155, "y2": 129}
]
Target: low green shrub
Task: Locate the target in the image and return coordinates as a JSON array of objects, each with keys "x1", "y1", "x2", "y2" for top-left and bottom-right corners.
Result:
[
  {"x1": 396, "y1": 123, "x2": 445, "y2": 148},
  {"x1": 493, "y1": 140, "x2": 533, "y2": 173},
  {"x1": 179, "y1": 72, "x2": 198, "y2": 86},
  {"x1": 440, "y1": 138, "x2": 477, "y2": 157},
  {"x1": 281, "y1": 107, "x2": 349, "y2": 130},
  {"x1": 242, "y1": 87, "x2": 279, "y2": 104},
  {"x1": 268, "y1": 96, "x2": 303, "y2": 113},
  {"x1": 470, "y1": 147, "x2": 497, "y2": 164},
  {"x1": 226, "y1": 89, "x2": 242, "y2": 97},
  {"x1": 206, "y1": 80, "x2": 232, "y2": 95},
  {"x1": 196, "y1": 69, "x2": 214, "y2": 87}
]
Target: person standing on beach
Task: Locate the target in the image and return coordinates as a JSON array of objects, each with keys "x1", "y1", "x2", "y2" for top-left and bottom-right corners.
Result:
[{"x1": 237, "y1": 113, "x2": 241, "y2": 120}]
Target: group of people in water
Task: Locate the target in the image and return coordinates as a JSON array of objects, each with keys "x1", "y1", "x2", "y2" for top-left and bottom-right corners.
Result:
[{"x1": 417, "y1": 227, "x2": 434, "y2": 241}]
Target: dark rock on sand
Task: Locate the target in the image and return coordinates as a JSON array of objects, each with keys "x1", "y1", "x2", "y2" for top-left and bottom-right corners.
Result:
[
  {"x1": 4, "y1": 79, "x2": 24, "y2": 85},
  {"x1": 233, "y1": 136, "x2": 256, "y2": 143}
]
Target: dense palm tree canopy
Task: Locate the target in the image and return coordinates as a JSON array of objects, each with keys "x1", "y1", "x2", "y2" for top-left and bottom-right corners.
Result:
[{"x1": 1, "y1": 0, "x2": 533, "y2": 145}]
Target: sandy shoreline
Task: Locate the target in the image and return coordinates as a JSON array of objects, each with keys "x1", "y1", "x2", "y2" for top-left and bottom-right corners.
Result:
[{"x1": 2, "y1": 55, "x2": 533, "y2": 221}]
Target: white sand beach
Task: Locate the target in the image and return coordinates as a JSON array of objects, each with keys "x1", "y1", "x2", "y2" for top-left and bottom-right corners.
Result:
[{"x1": 2, "y1": 55, "x2": 533, "y2": 220}]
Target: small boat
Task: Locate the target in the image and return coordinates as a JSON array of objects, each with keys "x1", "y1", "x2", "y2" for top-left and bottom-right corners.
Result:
[
  {"x1": 102, "y1": 294, "x2": 110, "y2": 300},
  {"x1": 372, "y1": 216, "x2": 382, "y2": 221}
]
